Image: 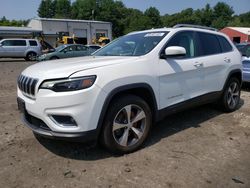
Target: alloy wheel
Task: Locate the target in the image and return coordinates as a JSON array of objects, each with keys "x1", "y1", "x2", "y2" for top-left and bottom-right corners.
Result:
[
  {"x1": 227, "y1": 82, "x2": 240, "y2": 109},
  {"x1": 112, "y1": 104, "x2": 147, "y2": 147},
  {"x1": 28, "y1": 53, "x2": 37, "y2": 61}
]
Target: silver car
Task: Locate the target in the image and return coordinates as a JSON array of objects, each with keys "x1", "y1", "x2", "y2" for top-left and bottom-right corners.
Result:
[{"x1": 0, "y1": 39, "x2": 42, "y2": 61}]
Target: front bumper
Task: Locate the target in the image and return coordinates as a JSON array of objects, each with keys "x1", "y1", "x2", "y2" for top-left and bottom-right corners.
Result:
[
  {"x1": 17, "y1": 84, "x2": 107, "y2": 139},
  {"x1": 243, "y1": 70, "x2": 250, "y2": 83},
  {"x1": 21, "y1": 110, "x2": 98, "y2": 142}
]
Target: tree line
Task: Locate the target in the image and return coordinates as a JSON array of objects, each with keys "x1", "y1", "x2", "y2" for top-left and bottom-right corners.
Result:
[
  {"x1": 0, "y1": 16, "x2": 29, "y2": 27},
  {"x1": 1, "y1": 0, "x2": 250, "y2": 38}
]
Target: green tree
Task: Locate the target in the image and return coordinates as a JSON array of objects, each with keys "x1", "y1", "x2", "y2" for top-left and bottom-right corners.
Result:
[
  {"x1": 0, "y1": 17, "x2": 28, "y2": 26},
  {"x1": 196, "y1": 4, "x2": 213, "y2": 26},
  {"x1": 162, "y1": 8, "x2": 200, "y2": 27},
  {"x1": 54, "y1": 0, "x2": 71, "y2": 19},
  {"x1": 144, "y1": 7, "x2": 162, "y2": 29},
  {"x1": 97, "y1": 0, "x2": 127, "y2": 37},
  {"x1": 212, "y1": 2, "x2": 234, "y2": 29},
  {"x1": 124, "y1": 8, "x2": 149, "y2": 33},
  {"x1": 37, "y1": 0, "x2": 55, "y2": 18},
  {"x1": 71, "y1": 0, "x2": 96, "y2": 20}
]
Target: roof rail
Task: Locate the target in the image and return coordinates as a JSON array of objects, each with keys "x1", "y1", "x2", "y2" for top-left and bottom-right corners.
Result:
[{"x1": 173, "y1": 24, "x2": 218, "y2": 31}]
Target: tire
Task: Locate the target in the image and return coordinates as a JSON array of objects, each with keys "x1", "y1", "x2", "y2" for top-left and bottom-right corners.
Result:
[
  {"x1": 50, "y1": 56, "x2": 59, "y2": 60},
  {"x1": 25, "y1": 52, "x2": 37, "y2": 61},
  {"x1": 101, "y1": 95, "x2": 152, "y2": 154},
  {"x1": 220, "y1": 77, "x2": 241, "y2": 112}
]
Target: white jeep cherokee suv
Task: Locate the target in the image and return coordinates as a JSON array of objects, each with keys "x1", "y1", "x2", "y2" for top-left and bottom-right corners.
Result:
[{"x1": 17, "y1": 25, "x2": 242, "y2": 154}]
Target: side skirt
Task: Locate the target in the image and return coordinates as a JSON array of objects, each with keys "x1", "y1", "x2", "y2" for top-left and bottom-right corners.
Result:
[{"x1": 156, "y1": 91, "x2": 222, "y2": 122}]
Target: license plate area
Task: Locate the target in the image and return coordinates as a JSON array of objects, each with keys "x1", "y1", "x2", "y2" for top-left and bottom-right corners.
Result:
[{"x1": 17, "y1": 97, "x2": 26, "y2": 113}]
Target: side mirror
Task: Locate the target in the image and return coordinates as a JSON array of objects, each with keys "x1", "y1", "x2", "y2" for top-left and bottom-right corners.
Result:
[
  {"x1": 49, "y1": 49, "x2": 55, "y2": 53},
  {"x1": 160, "y1": 46, "x2": 186, "y2": 59}
]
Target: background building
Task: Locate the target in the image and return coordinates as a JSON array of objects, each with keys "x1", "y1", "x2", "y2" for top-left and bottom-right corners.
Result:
[
  {"x1": 0, "y1": 18, "x2": 112, "y2": 47},
  {"x1": 0, "y1": 26, "x2": 42, "y2": 40},
  {"x1": 220, "y1": 27, "x2": 250, "y2": 43},
  {"x1": 28, "y1": 18, "x2": 112, "y2": 47}
]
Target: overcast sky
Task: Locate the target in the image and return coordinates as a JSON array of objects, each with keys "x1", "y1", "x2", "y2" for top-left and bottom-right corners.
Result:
[{"x1": 0, "y1": 0, "x2": 250, "y2": 20}]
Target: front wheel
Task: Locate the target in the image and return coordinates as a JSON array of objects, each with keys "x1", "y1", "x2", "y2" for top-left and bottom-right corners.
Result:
[
  {"x1": 25, "y1": 52, "x2": 37, "y2": 61},
  {"x1": 101, "y1": 95, "x2": 152, "y2": 154},
  {"x1": 220, "y1": 77, "x2": 241, "y2": 112}
]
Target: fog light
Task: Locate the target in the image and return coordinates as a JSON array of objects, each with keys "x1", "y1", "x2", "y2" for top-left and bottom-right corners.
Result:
[{"x1": 50, "y1": 115, "x2": 77, "y2": 127}]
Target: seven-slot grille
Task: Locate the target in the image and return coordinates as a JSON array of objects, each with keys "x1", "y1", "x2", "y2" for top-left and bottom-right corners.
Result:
[{"x1": 18, "y1": 75, "x2": 38, "y2": 98}]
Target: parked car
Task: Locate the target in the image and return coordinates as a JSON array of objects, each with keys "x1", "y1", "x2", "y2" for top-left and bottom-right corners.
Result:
[
  {"x1": 37, "y1": 44, "x2": 99, "y2": 61},
  {"x1": 17, "y1": 24, "x2": 242, "y2": 154},
  {"x1": 0, "y1": 38, "x2": 42, "y2": 61},
  {"x1": 85, "y1": 44, "x2": 102, "y2": 51},
  {"x1": 236, "y1": 43, "x2": 250, "y2": 83}
]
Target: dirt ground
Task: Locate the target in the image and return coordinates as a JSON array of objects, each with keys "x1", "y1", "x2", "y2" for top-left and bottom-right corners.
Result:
[{"x1": 0, "y1": 58, "x2": 249, "y2": 188}]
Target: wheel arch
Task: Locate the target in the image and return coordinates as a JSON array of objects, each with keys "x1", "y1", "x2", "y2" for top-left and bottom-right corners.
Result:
[
  {"x1": 223, "y1": 69, "x2": 242, "y2": 91},
  {"x1": 25, "y1": 50, "x2": 37, "y2": 57},
  {"x1": 96, "y1": 83, "x2": 158, "y2": 138}
]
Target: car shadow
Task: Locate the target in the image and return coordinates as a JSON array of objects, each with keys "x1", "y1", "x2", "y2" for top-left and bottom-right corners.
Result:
[
  {"x1": 0, "y1": 58, "x2": 25, "y2": 63},
  {"x1": 36, "y1": 99, "x2": 244, "y2": 161},
  {"x1": 0, "y1": 58, "x2": 37, "y2": 63},
  {"x1": 146, "y1": 100, "x2": 244, "y2": 148}
]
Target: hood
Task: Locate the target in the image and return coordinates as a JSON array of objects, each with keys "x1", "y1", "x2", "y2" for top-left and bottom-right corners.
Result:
[{"x1": 22, "y1": 56, "x2": 140, "y2": 79}]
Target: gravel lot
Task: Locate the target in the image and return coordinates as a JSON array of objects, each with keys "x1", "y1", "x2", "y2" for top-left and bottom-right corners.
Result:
[{"x1": 0, "y1": 58, "x2": 250, "y2": 188}]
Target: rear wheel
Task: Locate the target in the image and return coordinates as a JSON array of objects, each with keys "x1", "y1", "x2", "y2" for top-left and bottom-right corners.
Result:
[
  {"x1": 101, "y1": 95, "x2": 152, "y2": 154},
  {"x1": 25, "y1": 52, "x2": 37, "y2": 61},
  {"x1": 220, "y1": 77, "x2": 241, "y2": 112}
]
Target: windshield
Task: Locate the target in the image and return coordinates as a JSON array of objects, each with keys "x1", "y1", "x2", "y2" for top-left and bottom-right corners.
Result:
[
  {"x1": 55, "y1": 45, "x2": 67, "y2": 51},
  {"x1": 94, "y1": 32, "x2": 168, "y2": 56}
]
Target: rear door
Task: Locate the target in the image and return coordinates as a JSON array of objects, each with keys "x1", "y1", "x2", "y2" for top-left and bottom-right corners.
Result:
[
  {"x1": 59, "y1": 45, "x2": 76, "y2": 59},
  {"x1": 13, "y1": 40, "x2": 27, "y2": 57},
  {"x1": 196, "y1": 32, "x2": 233, "y2": 93},
  {"x1": 74, "y1": 45, "x2": 89, "y2": 57}
]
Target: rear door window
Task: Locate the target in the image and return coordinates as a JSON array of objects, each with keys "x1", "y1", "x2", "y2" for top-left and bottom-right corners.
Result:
[
  {"x1": 64, "y1": 45, "x2": 76, "y2": 52},
  {"x1": 29, "y1": 40, "x2": 38, "y2": 46},
  {"x1": 197, "y1": 32, "x2": 222, "y2": 56},
  {"x1": 217, "y1": 35, "x2": 232, "y2": 53},
  {"x1": 13, "y1": 40, "x2": 26, "y2": 46}
]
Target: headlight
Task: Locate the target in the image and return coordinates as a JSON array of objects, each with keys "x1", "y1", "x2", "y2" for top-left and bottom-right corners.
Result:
[{"x1": 40, "y1": 76, "x2": 96, "y2": 92}]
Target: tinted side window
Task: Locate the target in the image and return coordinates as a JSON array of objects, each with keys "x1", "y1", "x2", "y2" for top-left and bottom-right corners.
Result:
[
  {"x1": 90, "y1": 46, "x2": 101, "y2": 50},
  {"x1": 64, "y1": 45, "x2": 76, "y2": 52},
  {"x1": 242, "y1": 45, "x2": 250, "y2": 57},
  {"x1": 14, "y1": 40, "x2": 26, "y2": 46},
  {"x1": 198, "y1": 32, "x2": 221, "y2": 56},
  {"x1": 165, "y1": 31, "x2": 197, "y2": 58},
  {"x1": 2, "y1": 40, "x2": 15, "y2": 46},
  {"x1": 217, "y1": 35, "x2": 232, "y2": 52},
  {"x1": 76, "y1": 45, "x2": 87, "y2": 51},
  {"x1": 29, "y1": 40, "x2": 38, "y2": 46}
]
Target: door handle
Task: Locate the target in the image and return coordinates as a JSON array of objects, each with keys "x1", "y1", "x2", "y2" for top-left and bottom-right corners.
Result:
[
  {"x1": 194, "y1": 62, "x2": 203, "y2": 68},
  {"x1": 224, "y1": 57, "x2": 231, "y2": 63}
]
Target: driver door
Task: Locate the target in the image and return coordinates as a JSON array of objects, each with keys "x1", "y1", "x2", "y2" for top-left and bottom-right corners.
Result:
[
  {"x1": 60, "y1": 45, "x2": 76, "y2": 59},
  {"x1": 0, "y1": 40, "x2": 14, "y2": 57},
  {"x1": 158, "y1": 31, "x2": 205, "y2": 109}
]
